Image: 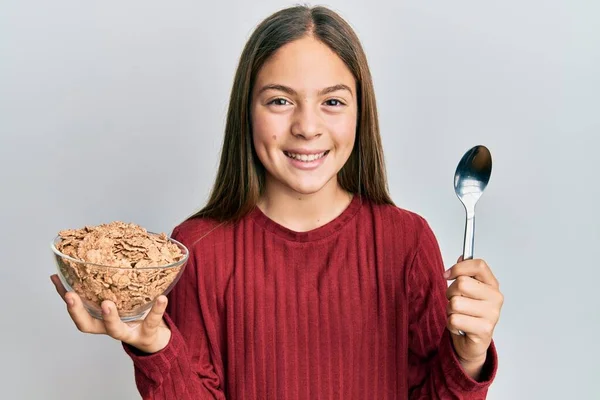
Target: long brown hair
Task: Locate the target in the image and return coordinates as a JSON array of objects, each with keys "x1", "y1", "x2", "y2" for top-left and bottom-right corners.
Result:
[{"x1": 191, "y1": 5, "x2": 394, "y2": 222}]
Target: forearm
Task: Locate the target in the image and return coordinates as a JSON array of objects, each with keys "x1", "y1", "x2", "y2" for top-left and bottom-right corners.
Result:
[
  {"x1": 409, "y1": 331, "x2": 497, "y2": 400},
  {"x1": 123, "y1": 314, "x2": 225, "y2": 400},
  {"x1": 457, "y1": 354, "x2": 487, "y2": 382},
  {"x1": 406, "y1": 221, "x2": 498, "y2": 398}
]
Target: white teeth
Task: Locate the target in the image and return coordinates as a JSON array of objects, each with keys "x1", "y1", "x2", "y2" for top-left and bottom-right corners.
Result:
[{"x1": 285, "y1": 151, "x2": 327, "y2": 162}]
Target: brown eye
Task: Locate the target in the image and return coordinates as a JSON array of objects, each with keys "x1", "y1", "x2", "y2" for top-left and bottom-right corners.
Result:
[
  {"x1": 324, "y1": 99, "x2": 344, "y2": 107},
  {"x1": 268, "y1": 98, "x2": 290, "y2": 106}
]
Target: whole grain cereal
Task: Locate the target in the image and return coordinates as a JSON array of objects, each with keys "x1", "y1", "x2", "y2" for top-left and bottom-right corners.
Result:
[{"x1": 55, "y1": 221, "x2": 185, "y2": 315}]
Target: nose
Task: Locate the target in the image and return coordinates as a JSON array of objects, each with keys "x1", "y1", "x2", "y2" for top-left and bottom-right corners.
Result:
[{"x1": 290, "y1": 104, "x2": 323, "y2": 139}]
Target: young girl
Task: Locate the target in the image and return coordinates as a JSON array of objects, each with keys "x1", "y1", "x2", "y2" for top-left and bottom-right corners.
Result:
[{"x1": 51, "y1": 5, "x2": 503, "y2": 399}]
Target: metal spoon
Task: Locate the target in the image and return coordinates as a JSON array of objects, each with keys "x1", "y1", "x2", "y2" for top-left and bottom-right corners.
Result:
[{"x1": 453, "y1": 145, "x2": 492, "y2": 335}]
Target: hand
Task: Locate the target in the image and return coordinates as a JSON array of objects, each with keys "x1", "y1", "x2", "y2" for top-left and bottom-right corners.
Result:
[
  {"x1": 444, "y1": 257, "x2": 503, "y2": 367},
  {"x1": 50, "y1": 274, "x2": 172, "y2": 354}
]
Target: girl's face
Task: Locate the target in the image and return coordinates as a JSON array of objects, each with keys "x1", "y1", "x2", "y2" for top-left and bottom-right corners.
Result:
[{"x1": 251, "y1": 36, "x2": 358, "y2": 197}]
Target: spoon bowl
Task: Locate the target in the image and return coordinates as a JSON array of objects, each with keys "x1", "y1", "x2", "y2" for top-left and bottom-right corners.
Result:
[{"x1": 454, "y1": 145, "x2": 492, "y2": 260}]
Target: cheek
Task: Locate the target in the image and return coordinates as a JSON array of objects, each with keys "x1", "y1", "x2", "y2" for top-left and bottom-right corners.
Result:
[
  {"x1": 251, "y1": 110, "x2": 284, "y2": 170},
  {"x1": 251, "y1": 112, "x2": 270, "y2": 153},
  {"x1": 252, "y1": 117, "x2": 269, "y2": 143},
  {"x1": 252, "y1": 109, "x2": 284, "y2": 147},
  {"x1": 330, "y1": 118, "x2": 357, "y2": 150}
]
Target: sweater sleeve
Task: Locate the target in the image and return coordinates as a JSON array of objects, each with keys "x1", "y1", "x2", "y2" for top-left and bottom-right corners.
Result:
[
  {"x1": 406, "y1": 220, "x2": 498, "y2": 399},
  {"x1": 122, "y1": 226, "x2": 226, "y2": 400}
]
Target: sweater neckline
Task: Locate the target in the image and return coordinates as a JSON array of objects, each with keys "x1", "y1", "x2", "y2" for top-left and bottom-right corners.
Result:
[{"x1": 248, "y1": 194, "x2": 363, "y2": 242}]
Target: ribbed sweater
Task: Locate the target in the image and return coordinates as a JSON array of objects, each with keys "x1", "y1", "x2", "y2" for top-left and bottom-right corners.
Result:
[{"x1": 123, "y1": 196, "x2": 497, "y2": 399}]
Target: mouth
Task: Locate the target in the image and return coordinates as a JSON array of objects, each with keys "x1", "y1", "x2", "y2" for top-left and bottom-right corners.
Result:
[{"x1": 283, "y1": 150, "x2": 330, "y2": 162}]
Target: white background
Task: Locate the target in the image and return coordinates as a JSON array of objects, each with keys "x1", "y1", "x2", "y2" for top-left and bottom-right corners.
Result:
[{"x1": 1, "y1": 0, "x2": 598, "y2": 399}]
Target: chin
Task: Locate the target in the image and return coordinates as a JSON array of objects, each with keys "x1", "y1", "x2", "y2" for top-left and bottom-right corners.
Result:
[
  {"x1": 284, "y1": 176, "x2": 335, "y2": 196},
  {"x1": 289, "y1": 185, "x2": 323, "y2": 196}
]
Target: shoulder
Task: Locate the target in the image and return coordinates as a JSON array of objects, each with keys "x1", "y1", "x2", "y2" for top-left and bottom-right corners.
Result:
[
  {"x1": 170, "y1": 217, "x2": 229, "y2": 250},
  {"x1": 361, "y1": 198, "x2": 438, "y2": 250},
  {"x1": 364, "y1": 199, "x2": 431, "y2": 234}
]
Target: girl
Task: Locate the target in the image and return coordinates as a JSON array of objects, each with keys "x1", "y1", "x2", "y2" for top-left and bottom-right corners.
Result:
[{"x1": 51, "y1": 5, "x2": 503, "y2": 399}]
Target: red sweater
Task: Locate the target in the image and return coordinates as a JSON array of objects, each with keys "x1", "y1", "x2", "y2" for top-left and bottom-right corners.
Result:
[{"x1": 124, "y1": 196, "x2": 497, "y2": 399}]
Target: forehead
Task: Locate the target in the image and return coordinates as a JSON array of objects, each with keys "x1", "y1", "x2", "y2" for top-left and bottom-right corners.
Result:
[{"x1": 255, "y1": 36, "x2": 355, "y2": 92}]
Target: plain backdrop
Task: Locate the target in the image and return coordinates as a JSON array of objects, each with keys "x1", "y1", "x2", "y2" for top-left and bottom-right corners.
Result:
[{"x1": 1, "y1": 0, "x2": 598, "y2": 399}]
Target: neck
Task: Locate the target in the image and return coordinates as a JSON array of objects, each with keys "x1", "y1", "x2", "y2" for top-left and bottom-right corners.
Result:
[{"x1": 257, "y1": 177, "x2": 353, "y2": 232}]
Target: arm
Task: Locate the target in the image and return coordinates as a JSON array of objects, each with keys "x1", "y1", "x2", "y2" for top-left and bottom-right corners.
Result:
[
  {"x1": 406, "y1": 221, "x2": 498, "y2": 400},
  {"x1": 122, "y1": 227, "x2": 226, "y2": 400}
]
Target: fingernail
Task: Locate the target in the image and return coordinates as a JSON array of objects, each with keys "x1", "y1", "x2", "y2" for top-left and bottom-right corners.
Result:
[
  {"x1": 65, "y1": 295, "x2": 74, "y2": 307},
  {"x1": 102, "y1": 305, "x2": 110, "y2": 315},
  {"x1": 444, "y1": 269, "x2": 451, "y2": 278}
]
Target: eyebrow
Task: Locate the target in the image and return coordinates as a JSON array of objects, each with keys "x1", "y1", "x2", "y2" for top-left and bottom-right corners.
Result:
[{"x1": 258, "y1": 83, "x2": 353, "y2": 97}]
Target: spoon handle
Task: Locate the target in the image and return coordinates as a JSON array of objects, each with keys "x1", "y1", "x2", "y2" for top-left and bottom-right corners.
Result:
[
  {"x1": 462, "y1": 213, "x2": 475, "y2": 261},
  {"x1": 457, "y1": 213, "x2": 475, "y2": 337}
]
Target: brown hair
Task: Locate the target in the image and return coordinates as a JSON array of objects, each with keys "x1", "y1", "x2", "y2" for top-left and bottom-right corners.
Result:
[{"x1": 191, "y1": 5, "x2": 394, "y2": 221}]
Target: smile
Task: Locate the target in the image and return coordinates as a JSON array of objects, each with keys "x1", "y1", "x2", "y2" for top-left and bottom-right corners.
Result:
[{"x1": 283, "y1": 150, "x2": 330, "y2": 162}]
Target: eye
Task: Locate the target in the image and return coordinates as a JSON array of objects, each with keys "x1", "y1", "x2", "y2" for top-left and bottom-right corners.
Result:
[
  {"x1": 324, "y1": 99, "x2": 345, "y2": 107},
  {"x1": 267, "y1": 98, "x2": 291, "y2": 106}
]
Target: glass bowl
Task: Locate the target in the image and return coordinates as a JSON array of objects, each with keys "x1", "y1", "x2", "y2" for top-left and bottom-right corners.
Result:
[{"x1": 50, "y1": 234, "x2": 189, "y2": 322}]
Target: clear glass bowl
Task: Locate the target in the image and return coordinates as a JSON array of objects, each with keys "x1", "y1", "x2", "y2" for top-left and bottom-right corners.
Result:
[{"x1": 51, "y1": 234, "x2": 189, "y2": 322}]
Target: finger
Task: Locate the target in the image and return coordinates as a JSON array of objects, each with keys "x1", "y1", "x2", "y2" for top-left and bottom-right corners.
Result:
[
  {"x1": 446, "y1": 276, "x2": 501, "y2": 301},
  {"x1": 50, "y1": 274, "x2": 67, "y2": 300},
  {"x1": 445, "y1": 258, "x2": 498, "y2": 288},
  {"x1": 447, "y1": 295, "x2": 499, "y2": 320},
  {"x1": 101, "y1": 301, "x2": 130, "y2": 341},
  {"x1": 142, "y1": 296, "x2": 168, "y2": 334},
  {"x1": 447, "y1": 313, "x2": 496, "y2": 339},
  {"x1": 65, "y1": 291, "x2": 107, "y2": 334}
]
